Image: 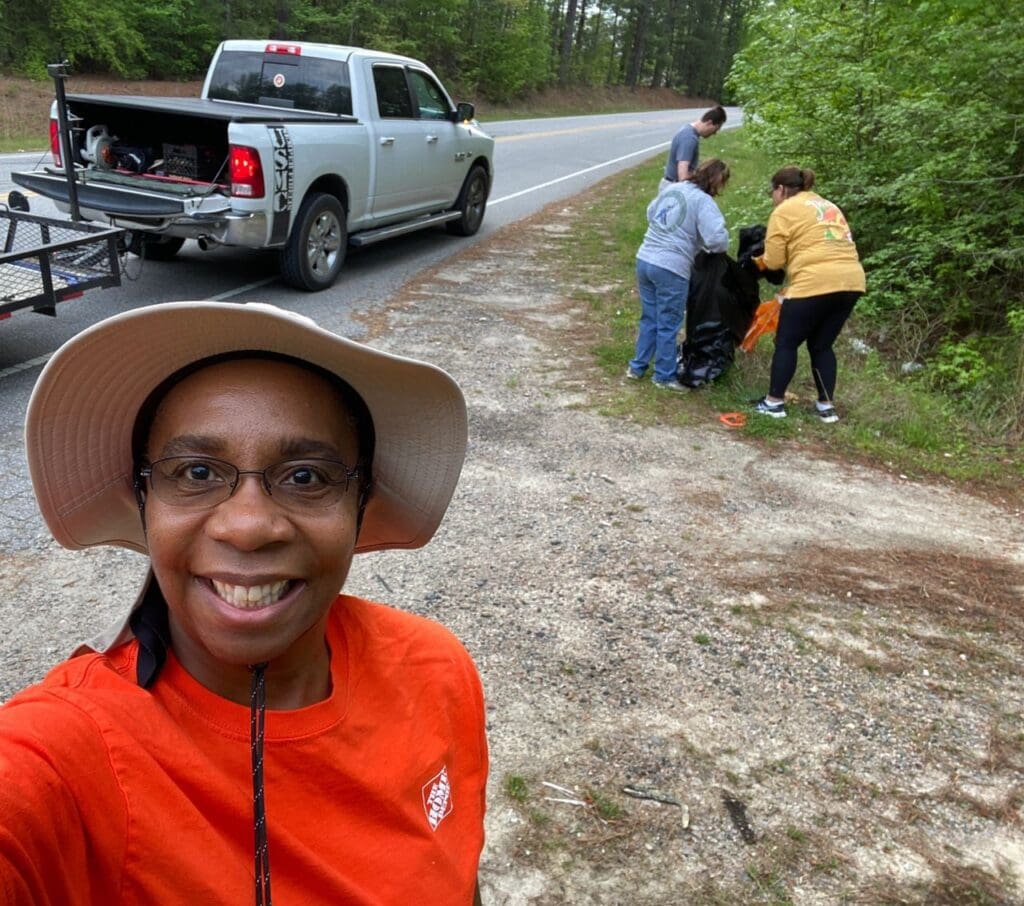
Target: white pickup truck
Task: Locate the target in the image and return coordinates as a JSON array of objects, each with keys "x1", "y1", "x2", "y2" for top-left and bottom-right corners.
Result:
[{"x1": 14, "y1": 40, "x2": 495, "y2": 291}]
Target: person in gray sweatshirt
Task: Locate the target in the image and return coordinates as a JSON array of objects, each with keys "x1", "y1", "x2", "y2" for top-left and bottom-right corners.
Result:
[{"x1": 628, "y1": 159, "x2": 731, "y2": 390}]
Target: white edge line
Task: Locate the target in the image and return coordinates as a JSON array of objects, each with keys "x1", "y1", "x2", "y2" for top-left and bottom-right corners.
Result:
[
  {"x1": 209, "y1": 277, "x2": 278, "y2": 301},
  {"x1": 489, "y1": 140, "x2": 669, "y2": 206},
  {"x1": 0, "y1": 352, "x2": 53, "y2": 381}
]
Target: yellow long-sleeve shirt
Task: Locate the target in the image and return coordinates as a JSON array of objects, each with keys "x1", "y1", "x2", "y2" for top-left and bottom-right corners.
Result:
[{"x1": 762, "y1": 191, "x2": 866, "y2": 298}]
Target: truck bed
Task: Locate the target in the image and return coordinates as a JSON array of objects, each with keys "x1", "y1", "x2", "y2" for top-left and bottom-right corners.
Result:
[{"x1": 48, "y1": 95, "x2": 360, "y2": 187}]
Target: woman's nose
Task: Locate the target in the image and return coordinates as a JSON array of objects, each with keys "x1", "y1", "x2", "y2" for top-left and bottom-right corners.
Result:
[{"x1": 204, "y1": 473, "x2": 294, "y2": 549}]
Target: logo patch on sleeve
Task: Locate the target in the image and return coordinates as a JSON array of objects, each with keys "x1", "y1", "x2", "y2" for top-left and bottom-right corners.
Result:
[{"x1": 422, "y1": 765, "x2": 454, "y2": 831}]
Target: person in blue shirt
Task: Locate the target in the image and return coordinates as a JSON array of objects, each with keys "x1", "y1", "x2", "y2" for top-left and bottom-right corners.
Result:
[{"x1": 661, "y1": 106, "x2": 727, "y2": 190}]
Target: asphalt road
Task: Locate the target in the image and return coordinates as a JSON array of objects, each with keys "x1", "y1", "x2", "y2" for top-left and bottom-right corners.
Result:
[{"x1": 0, "y1": 107, "x2": 741, "y2": 551}]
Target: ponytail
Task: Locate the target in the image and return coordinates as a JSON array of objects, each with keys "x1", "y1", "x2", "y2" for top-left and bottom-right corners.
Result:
[{"x1": 770, "y1": 165, "x2": 815, "y2": 195}]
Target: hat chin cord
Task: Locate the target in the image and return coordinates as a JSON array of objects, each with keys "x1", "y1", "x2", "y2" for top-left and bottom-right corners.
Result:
[
  {"x1": 135, "y1": 474, "x2": 273, "y2": 903},
  {"x1": 249, "y1": 661, "x2": 272, "y2": 906}
]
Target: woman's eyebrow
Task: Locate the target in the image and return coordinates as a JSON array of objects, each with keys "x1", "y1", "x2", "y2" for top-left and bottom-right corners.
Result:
[
  {"x1": 158, "y1": 434, "x2": 225, "y2": 457},
  {"x1": 155, "y1": 435, "x2": 348, "y2": 459},
  {"x1": 278, "y1": 437, "x2": 346, "y2": 459}
]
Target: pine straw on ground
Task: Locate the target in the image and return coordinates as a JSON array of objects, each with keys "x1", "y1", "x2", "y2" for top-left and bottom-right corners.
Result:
[{"x1": 732, "y1": 547, "x2": 1024, "y2": 635}]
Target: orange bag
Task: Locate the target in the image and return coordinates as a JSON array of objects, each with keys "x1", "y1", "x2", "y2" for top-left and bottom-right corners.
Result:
[{"x1": 740, "y1": 295, "x2": 782, "y2": 353}]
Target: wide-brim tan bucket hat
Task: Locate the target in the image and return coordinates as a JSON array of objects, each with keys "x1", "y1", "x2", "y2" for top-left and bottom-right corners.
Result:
[{"x1": 26, "y1": 300, "x2": 467, "y2": 557}]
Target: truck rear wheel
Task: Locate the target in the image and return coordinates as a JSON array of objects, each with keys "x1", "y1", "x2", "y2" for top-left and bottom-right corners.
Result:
[
  {"x1": 124, "y1": 232, "x2": 185, "y2": 261},
  {"x1": 446, "y1": 166, "x2": 489, "y2": 236},
  {"x1": 280, "y1": 193, "x2": 347, "y2": 291}
]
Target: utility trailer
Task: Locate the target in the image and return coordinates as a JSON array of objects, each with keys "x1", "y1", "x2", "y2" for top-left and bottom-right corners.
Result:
[
  {"x1": 2, "y1": 62, "x2": 124, "y2": 322},
  {"x1": 0, "y1": 202, "x2": 122, "y2": 321}
]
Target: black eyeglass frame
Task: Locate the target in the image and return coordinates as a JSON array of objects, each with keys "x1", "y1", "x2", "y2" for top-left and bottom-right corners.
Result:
[{"x1": 135, "y1": 455, "x2": 361, "y2": 510}]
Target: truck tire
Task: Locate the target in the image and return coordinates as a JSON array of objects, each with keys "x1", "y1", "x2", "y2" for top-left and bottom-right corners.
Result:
[
  {"x1": 446, "y1": 166, "x2": 489, "y2": 236},
  {"x1": 124, "y1": 232, "x2": 186, "y2": 261},
  {"x1": 280, "y1": 193, "x2": 347, "y2": 291}
]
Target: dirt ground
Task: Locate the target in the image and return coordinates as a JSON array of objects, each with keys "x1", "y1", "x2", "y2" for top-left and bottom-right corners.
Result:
[{"x1": 1, "y1": 189, "x2": 1022, "y2": 903}]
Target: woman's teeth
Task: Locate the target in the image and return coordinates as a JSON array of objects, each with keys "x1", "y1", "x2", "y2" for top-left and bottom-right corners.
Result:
[{"x1": 211, "y1": 579, "x2": 290, "y2": 609}]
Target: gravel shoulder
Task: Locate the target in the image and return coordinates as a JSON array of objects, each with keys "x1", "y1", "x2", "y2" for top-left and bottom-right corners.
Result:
[
  {"x1": 2, "y1": 189, "x2": 1023, "y2": 904},
  {"x1": 362, "y1": 200, "x2": 1024, "y2": 904}
]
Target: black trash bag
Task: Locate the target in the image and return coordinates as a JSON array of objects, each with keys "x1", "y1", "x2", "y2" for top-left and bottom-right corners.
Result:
[
  {"x1": 677, "y1": 318, "x2": 737, "y2": 387},
  {"x1": 677, "y1": 246, "x2": 762, "y2": 387},
  {"x1": 737, "y1": 224, "x2": 785, "y2": 285}
]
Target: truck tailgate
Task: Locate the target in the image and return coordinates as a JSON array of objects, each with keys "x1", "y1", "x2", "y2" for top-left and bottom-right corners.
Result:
[{"x1": 14, "y1": 171, "x2": 191, "y2": 217}]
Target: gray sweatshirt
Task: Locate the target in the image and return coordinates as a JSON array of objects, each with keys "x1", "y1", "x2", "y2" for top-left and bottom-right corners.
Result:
[{"x1": 636, "y1": 180, "x2": 729, "y2": 279}]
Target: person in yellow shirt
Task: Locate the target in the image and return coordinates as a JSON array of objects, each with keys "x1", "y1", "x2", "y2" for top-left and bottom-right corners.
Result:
[{"x1": 752, "y1": 166, "x2": 866, "y2": 422}]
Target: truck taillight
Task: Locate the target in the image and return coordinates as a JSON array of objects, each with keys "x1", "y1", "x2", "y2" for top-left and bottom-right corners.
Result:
[
  {"x1": 265, "y1": 43, "x2": 301, "y2": 55},
  {"x1": 229, "y1": 146, "x2": 265, "y2": 198},
  {"x1": 50, "y1": 120, "x2": 62, "y2": 166}
]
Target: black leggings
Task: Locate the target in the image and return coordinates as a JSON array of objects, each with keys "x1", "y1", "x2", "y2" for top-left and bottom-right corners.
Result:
[{"x1": 769, "y1": 291, "x2": 861, "y2": 401}]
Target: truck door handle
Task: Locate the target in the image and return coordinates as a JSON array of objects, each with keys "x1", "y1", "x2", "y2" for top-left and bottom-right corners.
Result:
[
  {"x1": 379, "y1": 136, "x2": 395, "y2": 146},
  {"x1": 426, "y1": 134, "x2": 438, "y2": 144}
]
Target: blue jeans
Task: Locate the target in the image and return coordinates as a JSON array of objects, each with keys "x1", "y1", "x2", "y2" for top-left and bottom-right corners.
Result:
[{"x1": 629, "y1": 259, "x2": 688, "y2": 383}]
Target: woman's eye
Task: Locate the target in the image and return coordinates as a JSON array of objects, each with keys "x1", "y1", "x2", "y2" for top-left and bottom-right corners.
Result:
[
  {"x1": 283, "y1": 466, "x2": 324, "y2": 486},
  {"x1": 168, "y1": 459, "x2": 225, "y2": 484}
]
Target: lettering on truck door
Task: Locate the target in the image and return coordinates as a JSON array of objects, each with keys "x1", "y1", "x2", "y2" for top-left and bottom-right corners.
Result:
[{"x1": 268, "y1": 126, "x2": 294, "y2": 244}]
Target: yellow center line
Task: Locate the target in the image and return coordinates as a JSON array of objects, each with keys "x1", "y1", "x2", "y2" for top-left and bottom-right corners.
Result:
[
  {"x1": 494, "y1": 119, "x2": 662, "y2": 142},
  {"x1": 1, "y1": 190, "x2": 39, "y2": 202}
]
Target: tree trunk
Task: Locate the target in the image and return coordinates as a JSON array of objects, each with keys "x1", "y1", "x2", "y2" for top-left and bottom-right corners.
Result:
[
  {"x1": 651, "y1": 0, "x2": 682, "y2": 88},
  {"x1": 626, "y1": 0, "x2": 652, "y2": 88},
  {"x1": 274, "y1": 0, "x2": 290, "y2": 39},
  {"x1": 558, "y1": 0, "x2": 580, "y2": 86},
  {"x1": 605, "y1": 11, "x2": 621, "y2": 85}
]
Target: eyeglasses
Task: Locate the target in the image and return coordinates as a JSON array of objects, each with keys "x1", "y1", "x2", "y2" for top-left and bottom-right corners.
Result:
[{"x1": 137, "y1": 456, "x2": 360, "y2": 511}]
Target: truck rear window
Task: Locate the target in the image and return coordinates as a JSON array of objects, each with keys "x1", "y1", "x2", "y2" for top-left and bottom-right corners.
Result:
[{"x1": 207, "y1": 51, "x2": 353, "y2": 116}]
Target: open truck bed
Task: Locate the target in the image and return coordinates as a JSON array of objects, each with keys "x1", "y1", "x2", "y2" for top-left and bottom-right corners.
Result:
[{"x1": 0, "y1": 204, "x2": 122, "y2": 319}]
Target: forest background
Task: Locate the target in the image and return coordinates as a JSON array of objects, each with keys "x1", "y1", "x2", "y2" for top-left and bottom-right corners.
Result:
[{"x1": 0, "y1": 0, "x2": 1021, "y2": 445}]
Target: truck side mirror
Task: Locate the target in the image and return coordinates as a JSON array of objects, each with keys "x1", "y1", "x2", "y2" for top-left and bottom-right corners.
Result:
[{"x1": 452, "y1": 102, "x2": 475, "y2": 123}]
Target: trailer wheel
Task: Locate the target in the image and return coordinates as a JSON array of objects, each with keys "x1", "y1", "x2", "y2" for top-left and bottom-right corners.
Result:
[
  {"x1": 280, "y1": 193, "x2": 347, "y2": 291},
  {"x1": 124, "y1": 232, "x2": 185, "y2": 261},
  {"x1": 446, "y1": 166, "x2": 489, "y2": 236}
]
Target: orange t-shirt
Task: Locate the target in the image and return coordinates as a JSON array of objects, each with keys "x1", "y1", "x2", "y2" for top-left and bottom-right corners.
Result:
[{"x1": 0, "y1": 595, "x2": 487, "y2": 905}]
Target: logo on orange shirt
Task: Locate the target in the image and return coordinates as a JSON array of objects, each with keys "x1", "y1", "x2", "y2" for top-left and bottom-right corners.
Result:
[{"x1": 422, "y1": 765, "x2": 454, "y2": 831}]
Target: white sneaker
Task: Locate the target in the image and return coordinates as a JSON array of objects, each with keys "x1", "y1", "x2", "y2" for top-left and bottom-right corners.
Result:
[
  {"x1": 653, "y1": 379, "x2": 687, "y2": 393},
  {"x1": 753, "y1": 397, "x2": 786, "y2": 418}
]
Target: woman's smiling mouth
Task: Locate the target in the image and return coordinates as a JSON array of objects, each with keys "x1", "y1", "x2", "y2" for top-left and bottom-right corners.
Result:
[{"x1": 210, "y1": 579, "x2": 294, "y2": 609}]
